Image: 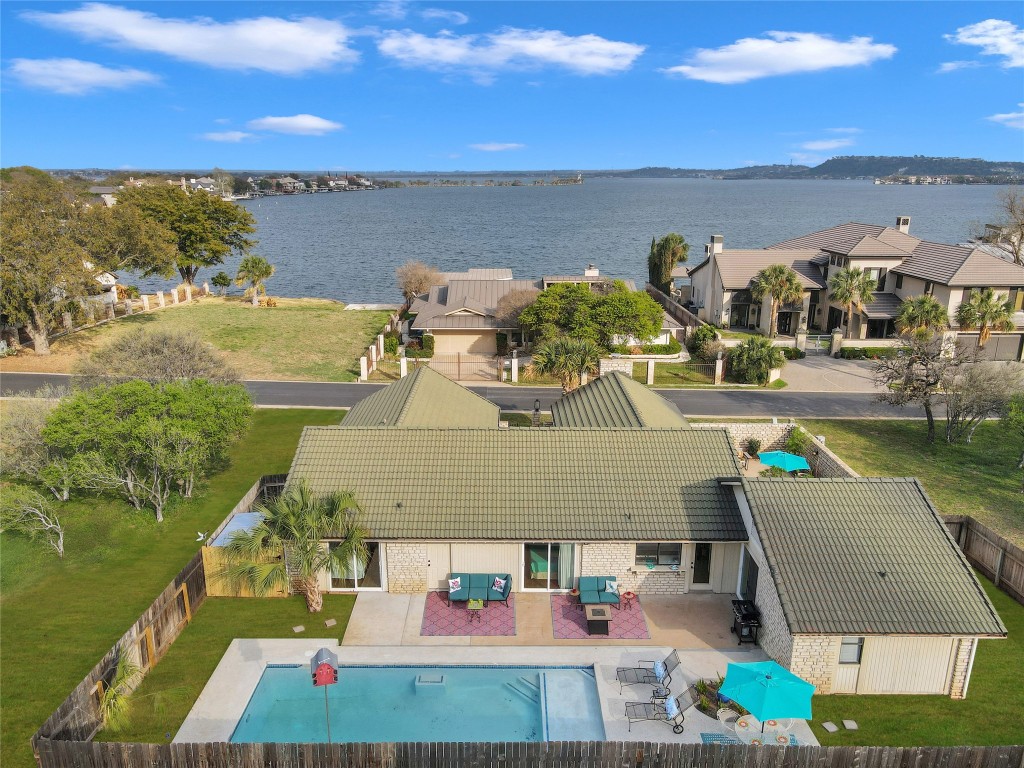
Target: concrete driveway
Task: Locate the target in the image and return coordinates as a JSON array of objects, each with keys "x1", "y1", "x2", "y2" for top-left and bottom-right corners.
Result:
[{"x1": 782, "y1": 356, "x2": 879, "y2": 393}]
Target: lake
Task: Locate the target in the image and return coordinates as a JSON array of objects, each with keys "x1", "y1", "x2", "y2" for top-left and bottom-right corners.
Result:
[{"x1": 128, "y1": 178, "x2": 1007, "y2": 303}]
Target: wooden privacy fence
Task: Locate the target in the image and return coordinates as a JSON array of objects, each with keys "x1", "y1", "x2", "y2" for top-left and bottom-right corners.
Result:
[
  {"x1": 646, "y1": 283, "x2": 703, "y2": 331},
  {"x1": 32, "y1": 740, "x2": 1024, "y2": 768},
  {"x1": 944, "y1": 515, "x2": 1024, "y2": 605}
]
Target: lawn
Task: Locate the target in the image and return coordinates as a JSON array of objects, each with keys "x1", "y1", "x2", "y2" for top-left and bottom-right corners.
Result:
[
  {"x1": 632, "y1": 361, "x2": 715, "y2": 387},
  {"x1": 0, "y1": 408, "x2": 345, "y2": 768},
  {"x1": 0, "y1": 297, "x2": 390, "y2": 382},
  {"x1": 95, "y1": 595, "x2": 355, "y2": 744},
  {"x1": 813, "y1": 577, "x2": 1023, "y2": 746},
  {"x1": 800, "y1": 420, "x2": 1024, "y2": 547},
  {"x1": 717, "y1": 328, "x2": 764, "y2": 341}
]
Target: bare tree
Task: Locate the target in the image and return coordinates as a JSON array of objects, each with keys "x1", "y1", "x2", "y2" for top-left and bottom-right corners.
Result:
[
  {"x1": 495, "y1": 288, "x2": 540, "y2": 328},
  {"x1": 395, "y1": 261, "x2": 443, "y2": 301},
  {"x1": 75, "y1": 328, "x2": 238, "y2": 385},
  {"x1": 942, "y1": 362, "x2": 1024, "y2": 444},
  {"x1": 984, "y1": 186, "x2": 1024, "y2": 266},
  {"x1": 0, "y1": 485, "x2": 65, "y2": 557},
  {"x1": 0, "y1": 385, "x2": 77, "y2": 500}
]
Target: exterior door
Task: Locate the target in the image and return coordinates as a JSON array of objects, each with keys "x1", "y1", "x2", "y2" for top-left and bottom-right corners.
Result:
[
  {"x1": 425, "y1": 543, "x2": 451, "y2": 590},
  {"x1": 690, "y1": 543, "x2": 713, "y2": 590},
  {"x1": 777, "y1": 312, "x2": 793, "y2": 335},
  {"x1": 523, "y1": 543, "x2": 575, "y2": 590}
]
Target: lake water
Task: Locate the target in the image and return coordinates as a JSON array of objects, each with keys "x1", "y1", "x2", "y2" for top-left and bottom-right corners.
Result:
[{"x1": 128, "y1": 179, "x2": 1007, "y2": 303}]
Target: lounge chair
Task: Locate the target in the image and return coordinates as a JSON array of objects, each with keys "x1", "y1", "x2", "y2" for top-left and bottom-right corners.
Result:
[
  {"x1": 616, "y1": 650, "x2": 681, "y2": 693},
  {"x1": 578, "y1": 576, "x2": 620, "y2": 609},
  {"x1": 622, "y1": 688, "x2": 696, "y2": 737}
]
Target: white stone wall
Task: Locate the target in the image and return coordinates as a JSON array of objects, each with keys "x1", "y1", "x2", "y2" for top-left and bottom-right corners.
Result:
[
  {"x1": 949, "y1": 637, "x2": 975, "y2": 700},
  {"x1": 748, "y1": 542, "x2": 794, "y2": 666},
  {"x1": 580, "y1": 542, "x2": 688, "y2": 595},
  {"x1": 385, "y1": 542, "x2": 427, "y2": 593},
  {"x1": 598, "y1": 359, "x2": 633, "y2": 376},
  {"x1": 790, "y1": 635, "x2": 841, "y2": 694}
]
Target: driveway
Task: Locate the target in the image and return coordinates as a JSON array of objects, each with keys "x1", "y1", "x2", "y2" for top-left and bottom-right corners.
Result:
[{"x1": 782, "y1": 356, "x2": 879, "y2": 393}]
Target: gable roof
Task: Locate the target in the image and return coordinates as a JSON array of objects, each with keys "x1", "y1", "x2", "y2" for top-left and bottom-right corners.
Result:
[
  {"x1": 342, "y1": 366, "x2": 499, "y2": 428},
  {"x1": 743, "y1": 477, "x2": 1006, "y2": 637},
  {"x1": 551, "y1": 372, "x2": 690, "y2": 429},
  {"x1": 410, "y1": 279, "x2": 541, "y2": 330},
  {"x1": 707, "y1": 251, "x2": 827, "y2": 290},
  {"x1": 290, "y1": 427, "x2": 745, "y2": 541},
  {"x1": 892, "y1": 244, "x2": 1024, "y2": 287},
  {"x1": 768, "y1": 222, "x2": 920, "y2": 256}
]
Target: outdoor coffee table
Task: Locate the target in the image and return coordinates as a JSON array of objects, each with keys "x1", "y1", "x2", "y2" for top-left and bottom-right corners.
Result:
[
  {"x1": 734, "y1": 715, "x2": 792, "y2": 746},
  {"x1": 467, "y1": 598, "x2": 484, "y2": 623},
  {"x1": 584, "y1": 604, "x2": 612, "y2": 635}
]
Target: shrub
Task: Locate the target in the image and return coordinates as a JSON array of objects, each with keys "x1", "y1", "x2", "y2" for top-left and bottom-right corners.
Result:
[
  {"x1": 383, "y1": 331, "x2": 400, "y2": 356},
  {"x1": 608, "y1": 337, "x2": 683, "y2": 356},
  {"x1": 746, "y1": 438, "x2": 761, "y2": 456},
  {"x1": 729, "y1": 337, "x2": 785, "y2": 385},
  {"x1": 687, "y1": 325, "x2": 718, "y2": 359},
  {"x1": 781, "y1": 347, "x2": 805, "y2": 360},
  {"x1": 759, "y1": 466, "x2": 789, "y2": 478},
  {"x1": 496, "y1": 332, "x2": 509, "y2": 357},
  {"x1": 840, "y1": 346, "x2": 900, "y2": 360},
  {"x1": 405, "y1": 334, "x2": 434, "y2": 358},
  {"x1": 785, "y1": 428, "x2": 811, "y2": 455}
]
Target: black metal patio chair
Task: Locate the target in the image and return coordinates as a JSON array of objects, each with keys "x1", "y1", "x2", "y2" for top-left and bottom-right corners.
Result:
[{"x1": 615, "y1": 649, "x2": 681, "y2": 693}]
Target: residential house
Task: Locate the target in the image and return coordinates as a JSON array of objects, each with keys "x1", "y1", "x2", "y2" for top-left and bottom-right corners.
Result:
[
  {"x1": 253, "y1": 366, "x2": 1005, "y2": 697},
  {"x1": 273, "y1": 176, "x2": 306, "y2": 193}
]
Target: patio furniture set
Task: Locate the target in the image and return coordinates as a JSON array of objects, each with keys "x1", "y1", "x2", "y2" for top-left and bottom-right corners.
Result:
[
  {"x1": 569, "y1": 577, "x2": 636, "y2": 636},
  {"x1": 446, "y1": 573, "x2": 512, "y2": 608},
  {"x1": 619, "y1": 651, "x2": 693, "y2": 734}
]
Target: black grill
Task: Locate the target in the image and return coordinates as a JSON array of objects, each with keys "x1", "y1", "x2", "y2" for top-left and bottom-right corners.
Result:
[{"x1": 730, "y1": 599, "x2": 762, "y2": 646}]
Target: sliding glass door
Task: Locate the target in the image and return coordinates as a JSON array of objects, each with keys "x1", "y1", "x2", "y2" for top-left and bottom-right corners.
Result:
[
  {"x1": 330, "y1": 541, "x2": 382, "y2": 590},
  {"x1": 523, "y1": 542, "x2": 575, "y2": 590}
]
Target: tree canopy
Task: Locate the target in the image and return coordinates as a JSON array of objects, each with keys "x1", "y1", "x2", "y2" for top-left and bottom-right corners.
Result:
[
  {"x1": 395, "y1": 261, "x2": 443, "y2": 301},
  {"x1": 895, "y1": 294, "x2": 948, "y2": 334},
  {"x1": 647, "y1": 233, "x2": 689, "y2": 294},
  {"x1": 729, "y1": 336, "x2": 785, "y2": 385},
  {"x1": 955, "y1": 287, "x2": 1014, "y2": 347},
  {"x1": 235, "y1": 255, "x2": 275, "y2": 305},
  {"x1": 518, "y1": 281, "x2": 662, "y2": 347},
  {"x1": 526, "y1": 336, "x2": 602, "y2": 394}
]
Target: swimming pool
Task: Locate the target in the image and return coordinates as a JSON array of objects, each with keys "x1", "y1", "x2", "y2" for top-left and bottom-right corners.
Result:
[{"x1": 230, "y1": 664, "x2": 605, "y2": 743}]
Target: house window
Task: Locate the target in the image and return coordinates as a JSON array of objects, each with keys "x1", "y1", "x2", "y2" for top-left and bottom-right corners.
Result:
[
  {"x1": 895, "y1": 274, "x2": 903, "y2": 290},
  {"x1": 635, "y1": 543, "x2": 682, "y2": 568},
  {"x1": 924, "y1": 281, "x2": 934, "y2": 296},
  {"x1": 839, "y1": 637, "x2": 864, "y2": 664},
  {"x1": 1009, "y1": 288, "x2": 1024, "y2": 312}
]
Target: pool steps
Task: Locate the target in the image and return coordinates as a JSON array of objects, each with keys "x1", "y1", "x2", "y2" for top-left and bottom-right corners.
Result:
[{"x1": 504, "y1": 675, "x2": 541, "y2": 704}]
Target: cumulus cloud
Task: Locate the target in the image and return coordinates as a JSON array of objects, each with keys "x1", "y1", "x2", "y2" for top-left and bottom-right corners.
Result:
[
  {"x1": 421, "y1": 8, "x2": 469, "y2": 25},
  {"x1": 945, "y1": 19, "x2": 1024, "y2": 68},
  {"x1": 246, "y1": 114, "x2": 343, "y2": 135},
  {"x1": 799, "y1": 138, "x2": 855, "y2": 151},
  {"x1": 8, "y1": 57, "x2": 158, "y2": 94},
  {"x1": 378, "y1": 27, "x2": 644, "y2": 80},
  {"x1": 23, "y1": 3, "x2": 358, "y2": 75},
  {"x1": 937, "y1": 60, "x2": 982, "y2": 73},
  {"x1": 470, "y1": 143, "x2": 525, "y2": 151},
  {"x1": 663, "y1": 31, "x2": 896, "y2": 84},
  {"x1": 987, "y1": 103, "x2": 1024, "y2": 130},
  {"x1": 202, "y1": 131, "x2": 254, "y2": 142},
  {"x1": 371, "y1": 1, "x2": 408, "y2": 20}
]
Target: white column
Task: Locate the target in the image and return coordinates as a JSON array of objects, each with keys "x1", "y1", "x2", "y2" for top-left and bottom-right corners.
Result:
[
  {"x1": 171, "y1": 289, "x2": 179, "y2": 305},
  {"x1": 157, "y1": 291, "x2": 166, "y2": 308},
  {"x1": 141, "y1": 295, "x2": 150, "y2": 311},
  {"x1": 646, "y1": 359, "x2": 655, "y2": 386},
  {"x1": 359, "y1": 356, "x2": 368, "y2": 381},
  {"x1": 400, "y1": 357, "x2": 408, "y2": 378},
  {"x1": 511, "y1": 355, "x2": 519, "y2": 383},
  {"x1": 185, "y1": 285, "x2": 193, "y2": 302}
]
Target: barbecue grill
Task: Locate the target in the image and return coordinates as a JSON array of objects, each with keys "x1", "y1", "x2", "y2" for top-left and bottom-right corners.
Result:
[{"x1": 730, "y1": 599, "x2": 761, "y2": 646}]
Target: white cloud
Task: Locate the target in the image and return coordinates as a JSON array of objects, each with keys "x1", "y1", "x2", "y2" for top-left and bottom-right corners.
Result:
[
  {"x1": 789, "y1": 152, "x2": 825, "y2": 166},
  {"x1": 202, "y1": 131, "x2": 253, "y2": 142},
  {"x1": 371, "y1": 1, "x2": 408, "y2": 20},
  {"x1": 421, "y1": 8, "x2": 469, "y2": 25},
  {"x1": 663, "y1": 31, "x2": 896, "y2": 84},
  {"x1": 246, "y1": 114, "x2": 343, "y2": 135},
  {"x1": 8, "y1": 57, "x2": 158, "y2": 94},
  {"x1": 799, "y1": 138, "x2": 855, "y2": 151},
  {"x1": 378, "y1": 27, "x2": 645, "y2": 79},
  {"x1": 827, "y1": 127, "x2": 862, "y2": 134},
  {"x1": 945, "y1": 19, "x2": 1024, "y2": 68},
  {"x1": 937, "y1": 60, "x2": 982, "y2": 73},
  {"x1": 23, "y1": 3, "x2": 358, "y2": 75},
  {"x1": 987, "y1": 103, "x2": 1024, "y2": 130},
  {"x1": 470, "y1": 142, "x2": 525, "y2": 151}
]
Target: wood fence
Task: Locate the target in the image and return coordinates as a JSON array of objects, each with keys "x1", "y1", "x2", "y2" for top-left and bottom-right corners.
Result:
[
  {"x1": 645, "y1": 284, "x2": 704, "y2": 331},
  {"x1": 33, "y1": 740, "x2": 1024, "y2": 768},
  {"x1": 944, "y1": 516, "x2": 1024, "y2": 605}
]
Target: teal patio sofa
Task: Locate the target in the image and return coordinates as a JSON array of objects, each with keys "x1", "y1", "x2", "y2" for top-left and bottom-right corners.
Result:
[
  {"x1": 447, "y1": 573, "x2": 512, "y2": 606},
  {"x1": 579, "y1": 576, "x2": 620, "y2": 608}
]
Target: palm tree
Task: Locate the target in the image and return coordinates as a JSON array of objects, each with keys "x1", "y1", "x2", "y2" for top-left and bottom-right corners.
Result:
[
  {"x1": 750, "y1": 264, "x2": 804, "y2": 338},
  {"x1": 828, "y1": 267, "x2": 878, "y2": 339},
  {"x1": 729, "y1": 336, "x2": 786, "y2": 386},
  {"x1": 895, "y1": 295, "x2": 949, "y2": 334},
  {"x1": 222, "y1": 480, "x2": 368, "y2": 612},
  {"x1": 955, "y1": 288, "x2": 1015, "y2": 347},
  {"x1": 527, "y1": 336, "x2": 601, "y2": 394},
  {"x1": 235, "y1": 255, "x2": 275, "y2": 306}
]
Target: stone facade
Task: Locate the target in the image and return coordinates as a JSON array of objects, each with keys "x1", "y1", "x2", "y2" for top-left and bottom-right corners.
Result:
[
  {"x1": 580, "y1": 542, "x2": 688, "y2": 595},
  {"x1": 748, "y1": 538, "x2": 794, "y2": 667},
  {"x1": 790, "y1": 635, "x2": 841, "y2": 694},
  {"x1": 384, "y1": 542, "x2": 427, "y2": 593},
  {"x1": 948, "y1": 637, "x2": 975, "y2": 700},
  {"x1": 598, "y1": 359, "x2": 633, "y2": 376}
]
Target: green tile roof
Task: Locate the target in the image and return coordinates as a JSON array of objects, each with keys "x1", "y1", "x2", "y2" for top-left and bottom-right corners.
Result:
[
  {"x1": 743, "y1": 478, "x2": 1006, "y2": 637},
  {"x1": 342, "y1": 366, "x2": 499, "y2": 428},
  {"x1": 289, "y1": 427, "x2": 745, "y2": 541},
  {"x1": 550, "y1": 372, "x2": 690, "y2": 429}
]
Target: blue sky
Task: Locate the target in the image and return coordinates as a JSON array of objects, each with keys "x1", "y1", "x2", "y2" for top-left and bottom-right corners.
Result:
[{"x1": 2, "y1": 1, "x2": 1022, "y2": 171}]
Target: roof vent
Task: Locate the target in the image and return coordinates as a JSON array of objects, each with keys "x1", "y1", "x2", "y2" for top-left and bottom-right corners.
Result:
[{"x1": 896, "y1": 216, "x2": 911, "y2": 234}]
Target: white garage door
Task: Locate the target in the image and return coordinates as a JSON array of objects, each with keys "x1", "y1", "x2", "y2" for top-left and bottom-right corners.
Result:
[{"x1": 858, "y1": 637, "x2": 955, "y2": 694}]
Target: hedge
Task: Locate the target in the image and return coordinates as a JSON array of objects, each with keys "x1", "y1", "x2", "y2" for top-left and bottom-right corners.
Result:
[
  {"x1": 405, "y1": 333, "x2": 434, "y2": 358},
  {"x1": 610, "y1": 337, "x2": 683, "y2": 355},
  {"x1": 781, "y1": 348, "x2": 805, "y2": 360},
  {"x1": 839, "y1": 346, "x2": 901, "y2": 360}
]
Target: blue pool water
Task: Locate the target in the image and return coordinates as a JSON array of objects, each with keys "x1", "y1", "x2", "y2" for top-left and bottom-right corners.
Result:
[{"x1": 230, "y1": 665, "x2": 604, "y2": 744}]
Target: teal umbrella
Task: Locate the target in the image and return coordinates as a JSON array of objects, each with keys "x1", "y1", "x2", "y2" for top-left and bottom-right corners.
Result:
[
  {"x1": 719, "y1": 661, "x2": 814, "y2": 722},
  {"x1": 757, "y1": 451, "x2": 811, "y2": 473}
]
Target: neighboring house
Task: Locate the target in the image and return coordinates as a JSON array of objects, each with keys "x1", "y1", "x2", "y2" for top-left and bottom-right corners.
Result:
[
  {"x1": 87, "y1": 186, "x2": 117, "y2": 208},
  {"x1": 263, "y1": 366, "x2": 1005, "y2": 697},
  {"x1": 273, "y1": 176, "x2": 306, "y2": 193}
]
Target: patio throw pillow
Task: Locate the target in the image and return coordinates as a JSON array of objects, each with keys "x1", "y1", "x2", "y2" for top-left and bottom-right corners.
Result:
[
  {"x1": 653, "y1": 661, "x2": 667, "y2": 681},
  {"x1": 665, "y1": 697, "x2": 680, "y2": 719},
  {"x1": 492, "y1": 576, "x2": 507, "y2": 593},
  {"x1": 605, "y1": 580, "x2": 619, "y2": 595},
  {"x1": 448, "y1": 577, "x2": 461, "y2": 592}
]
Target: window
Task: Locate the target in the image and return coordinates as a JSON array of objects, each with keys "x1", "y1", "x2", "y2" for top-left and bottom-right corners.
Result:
[
  {"x1": 839, "y1": 637, "x2": 864, "y2": 664},
  {"x1": 741, "y1": 549, "x2": 759, "y2": 601},
  {"x1": 895, "y1": 274, "x2": 903, "y2": 290},
  {"x1": 635, "y1": 543, "x2": 682, "y2": 567},
  {"x1": 1010, "y1": 288, "x2": 1024, "y2": 312},
  {"x1": 924, "y1": 281, "x2": 934, "y2": 296}
]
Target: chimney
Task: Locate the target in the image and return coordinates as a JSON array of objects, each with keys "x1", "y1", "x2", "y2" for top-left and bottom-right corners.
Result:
[
  {"x1": 705, "y1": 234, "x2": 724, "y2": 257},
  {"x1": 896, "y1": 216, "x2": 911, "y2": 234},
  {"x1": 584, "y1": 264, "x2": 600, "y2": 277}
]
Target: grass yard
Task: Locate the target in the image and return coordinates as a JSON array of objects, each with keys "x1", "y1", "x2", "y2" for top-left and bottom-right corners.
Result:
[
  {"x1": 632, "y1": 361, "x2": 715, "y2": 387},
  {"x1": 95, "y1": 595, "x2": 356, "y2": 744},
  {"x1": 0, "y1": 297, "x2": 390, "y2": 382},
  {"x1": 800, "y1": 420, "x2": 1024, "y2": 547},
  {"x1": 0, "y1": 408, "x2": 345, "y2": 768},
  {"x1": 717, "y1": 328, "x2": 764, "y2": 341},
  {"x1": 813, "y1": 577, "x2": 1023, "y2": 746}
]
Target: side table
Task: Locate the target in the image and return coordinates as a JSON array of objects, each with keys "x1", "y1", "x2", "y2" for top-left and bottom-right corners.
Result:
[
  {"x1": 569, "y1": 588, "x2": 582, "y2": 611},
  {"x1": 621, "y1": 591, "x2": 637, "y2": 610},
  {"x1": 467, "y1": 598, "x2": 484, "y2": 623}
]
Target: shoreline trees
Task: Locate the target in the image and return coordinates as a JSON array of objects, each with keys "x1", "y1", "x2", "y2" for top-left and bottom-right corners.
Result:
[{"x1": 647, "y1": 233, "x2": 689, "y2": 294}]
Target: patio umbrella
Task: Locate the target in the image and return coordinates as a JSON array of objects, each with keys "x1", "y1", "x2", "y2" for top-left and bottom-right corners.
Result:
[
  {"x1": 719, "y1": 661, "x2": 814, "y2": 724},
  {"x1": 757, "y1": 451, "x2": 811, "y2": 473}
]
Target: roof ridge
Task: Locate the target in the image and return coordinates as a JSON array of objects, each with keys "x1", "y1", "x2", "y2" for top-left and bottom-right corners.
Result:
[
  {"x1": 608, "y1": 371, "x2": 648, "y2": 426},
  {"x1": 394, "y1": 366, "x2": 426, "y2": 424}
]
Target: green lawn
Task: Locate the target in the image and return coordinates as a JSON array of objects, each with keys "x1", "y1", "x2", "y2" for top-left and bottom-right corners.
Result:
[
  {"x1": 95, "y1": 595, "x2": 355, "y2": 744},
  {"x1": 0, "y1": 408, "x2": 345, "y2": 768},
  {"x1": 813, "y1": 577, "x2": 1022, "y2": 746},
  {"x1": 632, "y1": 361, "x2": 715, "y2": 387},
  {"x1": 800, "y1": 420, "x2": 1024, "y2": 547},
  {"x1": 0, "y1": 297, "x2": 390, "y2": 382},
  {"x1": 717, "y1": 328, "x2": 764, "y2": 341}
]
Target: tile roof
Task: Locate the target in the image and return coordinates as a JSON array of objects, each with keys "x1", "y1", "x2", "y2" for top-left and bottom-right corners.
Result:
[
  {"x1": 861, "y1": 292, "x2": 904, "y2": 320},
  {"x1": 743, "y1": 478, "x2": 1006, "y2": 637},
  {"x1": 290, "y1": 427, "x2": 746, "y2": 541},
  {"x1": 342, "y1": 367, "x2": 499, "y2": 428},
  {"x1": 551, "y1": 371, "x2": 690, "y2": 429},
  {"x1": 411, "y1": 279, "x2": 542, "y2": 330},
  {"x1": 892, "y1": 245, "x2": 1024, "y2": 287},
  {"x1": 768, "y1": 222, "x2": 920, "y2": 256},
  {"x1": 708, "y1": 251, "x2": 827, "y2": 290}
]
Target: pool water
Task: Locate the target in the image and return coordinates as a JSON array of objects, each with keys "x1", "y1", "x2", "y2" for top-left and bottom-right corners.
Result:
[{"x1": 230, "y1": 665, "x2": 604, "y2": 743}]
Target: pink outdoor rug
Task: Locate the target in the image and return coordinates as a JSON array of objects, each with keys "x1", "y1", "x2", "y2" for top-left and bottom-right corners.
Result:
[
  {"x1": 550, "y1": 595, "x2": 651, "y2": 640},
  {"x1": 420, "y1": 591, "x2": 517, "y2": 637}
]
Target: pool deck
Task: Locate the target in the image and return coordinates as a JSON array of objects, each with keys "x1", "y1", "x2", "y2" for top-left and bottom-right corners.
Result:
[{"x1": 175, "y1": 640, "x2": 818, "y2": 747}]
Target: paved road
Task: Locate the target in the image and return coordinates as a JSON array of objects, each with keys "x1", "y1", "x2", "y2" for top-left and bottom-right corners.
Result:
[{"x1": 1, "y1": 371, "x2": 923, "y2": 418}]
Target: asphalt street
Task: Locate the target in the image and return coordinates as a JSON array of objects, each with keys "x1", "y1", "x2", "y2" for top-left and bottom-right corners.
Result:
[{"x1": 0, "y1": 371, "x2": 923, "y2": 418}]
